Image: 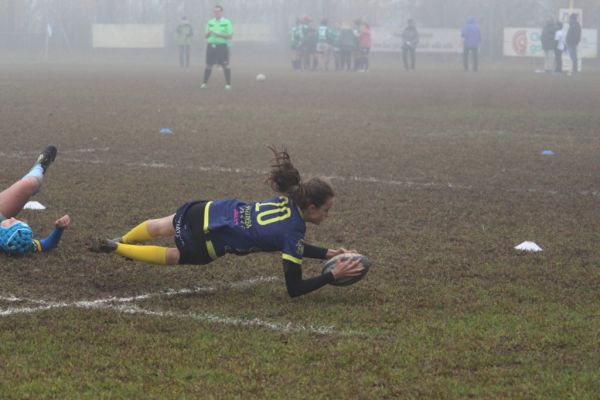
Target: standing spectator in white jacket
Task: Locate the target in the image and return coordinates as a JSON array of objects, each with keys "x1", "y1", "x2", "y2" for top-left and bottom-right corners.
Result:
[{"x1": 554, "y1": 22, "x2": 566, "y2": 74}]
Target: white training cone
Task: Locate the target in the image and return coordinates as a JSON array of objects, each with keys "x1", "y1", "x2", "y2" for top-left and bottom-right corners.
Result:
[
  {"x1": 23, "y1": 201, "x2": 46, "y2": 210},
  {"x1": 515, "y1": 241, "x2": 542, "y2": 252}
]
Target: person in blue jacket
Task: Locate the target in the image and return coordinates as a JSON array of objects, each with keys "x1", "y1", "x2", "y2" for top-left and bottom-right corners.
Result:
[
  {"x1": 0, "y1": 146, "x2": 70, "y2": 256},
  {"x1": 88, "y1": 147, "x2": 364, "y2": 297},
  {"x1": 461, "y1": 16, "x2": 481, "y2": 72}
]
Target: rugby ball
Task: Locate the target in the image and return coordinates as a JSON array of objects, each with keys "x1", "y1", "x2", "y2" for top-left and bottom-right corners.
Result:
[
  {"x1": 256, "y1": 73, "x2": 266, "y2": 82},
  {"x1": 322, "y1": 253, "x2": 371, "y2": 286}
]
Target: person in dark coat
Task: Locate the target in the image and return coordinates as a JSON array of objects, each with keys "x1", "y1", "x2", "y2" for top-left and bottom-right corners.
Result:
[
  {"x1": 401, "y1": 19, "x2": 419, "y2": 71},
  {"x1": 541, "y1": 18, "x2": 557, "y2": 72},
  {"x1": 566, "y1": 13, "x2": 582, "y2": 74}
]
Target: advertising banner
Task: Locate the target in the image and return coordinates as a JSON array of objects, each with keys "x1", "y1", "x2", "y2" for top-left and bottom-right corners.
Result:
[
  {"x1": 503, "y1": 27, "x2": 597, "y2": 58},
  {"x1": 372, "y1": 28, "x2": 462, "y2": 53},
  {"x1": 235, "y1": 23, "x2": 277, "y2": 42},
  {"x1": 93, "y1": 24, "x2": 165, "y2": 48}
]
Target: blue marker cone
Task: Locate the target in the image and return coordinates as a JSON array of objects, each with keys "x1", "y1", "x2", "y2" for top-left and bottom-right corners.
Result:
[
  {"x1": 160, "y1": 128, "x2": 173, "y2": 135},
  {"x1": 541, "y1": 150, "x2": 554, "y2": 155}
]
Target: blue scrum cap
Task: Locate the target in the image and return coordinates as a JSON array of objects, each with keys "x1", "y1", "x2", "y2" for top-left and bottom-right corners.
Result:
[{"x1": 0, "y1": 221, "x2": 33, "y2": 256}]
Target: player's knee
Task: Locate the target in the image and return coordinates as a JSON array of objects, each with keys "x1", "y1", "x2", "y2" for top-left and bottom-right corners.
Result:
[
  {"x1": 20, "y1": 176, "x2": 41, "y2": 195},
  {"x1": 166, "y1": 248, "x2": 180, "y2": 265},
  {"x1": 147, "y1": 215, "x2": 175, "y2": 237}
]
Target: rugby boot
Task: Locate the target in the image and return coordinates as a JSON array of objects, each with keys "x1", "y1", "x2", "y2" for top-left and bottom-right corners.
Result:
[
  {"x1": 86, "y1": 238, "x2": 118, "y2": 253},
  {"x1": 35, "y1": 145, "x2": 57, "y2": 173}
]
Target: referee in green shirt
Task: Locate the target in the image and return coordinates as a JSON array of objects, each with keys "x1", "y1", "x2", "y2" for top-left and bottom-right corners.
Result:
[{"x1": 201, "y1": 5, "x2": 233, "y2": 90}]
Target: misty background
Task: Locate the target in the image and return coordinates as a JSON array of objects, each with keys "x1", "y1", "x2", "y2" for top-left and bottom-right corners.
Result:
[{"x1": 1, "y1": 0, "x2": 599, "y2": 62}]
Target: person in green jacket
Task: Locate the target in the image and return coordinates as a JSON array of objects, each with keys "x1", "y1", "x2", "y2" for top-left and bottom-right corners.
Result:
[
  {"x1": 290, "y1": 17, "x2": 303, "y2": 70},
  {"x1": 201, "y1": 5, "x2": 233, "y2": 90},
  {"x1": 176, "y1": 16, "x2": 193, "y2": 68},
  {"x1": 338, "y1": 22, "x2": 357, "y2": 71},
  {"x1": 328, "y1": 22, "x2": 341, "y2": 71}
]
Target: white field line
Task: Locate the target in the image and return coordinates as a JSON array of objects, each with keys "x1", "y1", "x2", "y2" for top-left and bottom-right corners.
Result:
[
  {"x1": 3, "y1": 148, "x2": 596, "y2": 196},
  {"x1": 0, "y1": 301, "x2": 335, "y2": 335},
  {"x1": 0, "y1": 276, "x2": 279, "y2": 308},
  {"x1": 0, "y1": 275, "x2": 346, "y2": 335},
  {"x1": 0, "y1": 149, "x2": 466, "y2": 190},
  {"x1": 101, "y1": 303, "x2": 335, "y2": 335},
  {"x1": 0, "y1": 302, "x2": 335, "y2": 335}
]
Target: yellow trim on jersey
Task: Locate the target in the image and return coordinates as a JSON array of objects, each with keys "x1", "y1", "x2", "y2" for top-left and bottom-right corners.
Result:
[
  {"x1": 206, "y1": 240, "x2": 217, "y2": 260},
  {"x1": 203, "y1": 201, "x2": 213, "y2": 234},
  {"x1": 33, "y1": 240, "x2": 42, "y2": 252},
  {"x1": 282, "y1": 253, "x2": 302, "y2": 265}
]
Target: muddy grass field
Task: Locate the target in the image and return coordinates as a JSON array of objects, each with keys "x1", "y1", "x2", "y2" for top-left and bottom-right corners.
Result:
[{"x1": 2, "y1": 58, "x2": 600, "y2": 398}]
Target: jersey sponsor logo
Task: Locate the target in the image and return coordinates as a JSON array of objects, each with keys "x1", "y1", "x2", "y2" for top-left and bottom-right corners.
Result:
[
  {"x1": 233, "y1": 208, "x2": 240, "y2": 225},
  {"x1": 296, "y1": 239, "x2": 304, "y2": 256},
  {"x1": 235, "y1": 205, "x2": 253, "y2": 229}
]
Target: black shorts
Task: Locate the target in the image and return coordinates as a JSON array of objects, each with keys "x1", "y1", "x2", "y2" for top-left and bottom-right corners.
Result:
[
  {"x1": 173, "y1": 200, "x2": 214, "y2": 265},
  {"x1": 206, "y1": 44, "x2": 229, "y2": 66}
]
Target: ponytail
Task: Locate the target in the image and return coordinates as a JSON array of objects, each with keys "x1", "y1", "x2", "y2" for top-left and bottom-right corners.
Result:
[{"x1": 267, "y1": 146, "x2": 334, "y2": 209}]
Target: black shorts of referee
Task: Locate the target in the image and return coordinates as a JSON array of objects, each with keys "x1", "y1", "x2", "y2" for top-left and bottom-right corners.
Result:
[{"x1": 206, "y1": 43, "x2": 229, "y2": 66}]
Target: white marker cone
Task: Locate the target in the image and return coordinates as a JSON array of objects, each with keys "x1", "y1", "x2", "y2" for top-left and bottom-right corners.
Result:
[{"x1": 515, "y1": 241, "x2": 542, "y2": 252}]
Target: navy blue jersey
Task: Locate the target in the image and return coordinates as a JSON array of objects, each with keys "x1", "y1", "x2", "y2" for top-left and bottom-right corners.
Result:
[{"x1": 204, "y1": 195, "x2": 306, "y2": 265}]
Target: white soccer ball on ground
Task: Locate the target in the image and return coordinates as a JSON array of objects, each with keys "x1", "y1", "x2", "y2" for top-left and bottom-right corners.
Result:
[{"x1": 256, "y1": 73, "x2": 266, "y2": 82}]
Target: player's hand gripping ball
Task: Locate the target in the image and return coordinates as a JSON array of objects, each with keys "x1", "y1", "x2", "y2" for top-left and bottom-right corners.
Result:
[{"x1": 322, "y1": 253, "x2": 371, "y2": 286}]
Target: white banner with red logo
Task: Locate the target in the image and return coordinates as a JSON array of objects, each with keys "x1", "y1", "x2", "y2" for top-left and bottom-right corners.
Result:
[{"x1": 503, "y1": 27, "x2": 597, "y2": 58}]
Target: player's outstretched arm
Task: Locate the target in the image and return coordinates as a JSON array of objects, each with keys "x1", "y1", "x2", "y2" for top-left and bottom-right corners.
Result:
[
  {"x1": 283, "y1": 260, "x2": 334, "y2": 298},
  {"x1": 283, "y1": 257, "x2": 364, "y2": 298},
  {"x1": 303, "y1": 243, "x2": 357, "y2": 260},
  {"x1": 303, "y1": 243, "x2": 328, "y2": 259},
  {"x1": 35, "y1": 214, "x2": 70, "y2": 252}
]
